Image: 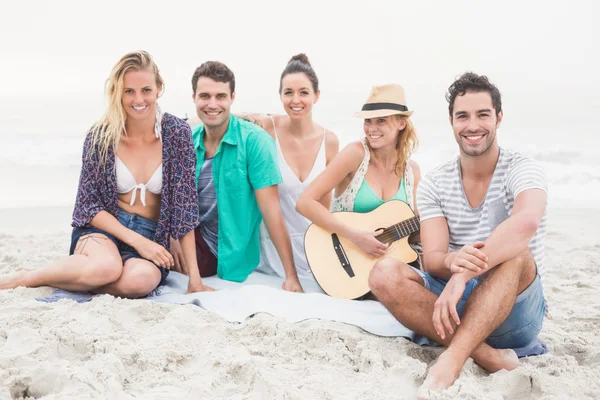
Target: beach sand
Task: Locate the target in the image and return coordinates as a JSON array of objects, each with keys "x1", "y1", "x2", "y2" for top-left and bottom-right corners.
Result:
[{"x1": 0, "y1": 206, "x2": 599, "y2": 399}]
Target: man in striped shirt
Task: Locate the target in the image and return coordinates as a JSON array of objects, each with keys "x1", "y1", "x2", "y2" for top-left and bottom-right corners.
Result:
[{"x1": 369, "y1": 72, "x2": 547, "y2": 392}]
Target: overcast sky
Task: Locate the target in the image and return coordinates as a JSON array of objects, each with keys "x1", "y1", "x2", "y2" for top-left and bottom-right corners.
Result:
[{"x1": 1, "y1": 0, "x2": 598, "y2": 140}]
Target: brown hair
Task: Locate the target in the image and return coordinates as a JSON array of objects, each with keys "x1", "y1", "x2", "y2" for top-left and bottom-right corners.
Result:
[
  {"x1": 191, "y1": 61, "x2": 235, "y2": 95},
  {"x1": 446, "y1": 72, "x2": 502, "y2": 117},
  {"x1": 279, "y1": 53, "x2": 319, "y2": 93}
]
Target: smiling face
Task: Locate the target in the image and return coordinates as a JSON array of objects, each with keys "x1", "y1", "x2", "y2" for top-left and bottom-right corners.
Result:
[
  {"x1": 193, "y1": 77, "x2": 235, "y2": 129},
  {"x1": 363, "y1": 115, "x2": 406, "y2": 150},
  {"x1": 450, "y1": 90, "x2": 503, "y2": 157},
  {"x1": 121, "y1": 69, "x2": 160, "y2": 122},
  {"x1": 280, "y1": 72, "x2": 319, "y2": 119}
]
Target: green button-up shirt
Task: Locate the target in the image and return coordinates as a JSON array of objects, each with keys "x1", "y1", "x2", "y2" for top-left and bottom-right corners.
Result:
[{"x1": 191, "y1": 115, "x2": 282, "y2": 282}]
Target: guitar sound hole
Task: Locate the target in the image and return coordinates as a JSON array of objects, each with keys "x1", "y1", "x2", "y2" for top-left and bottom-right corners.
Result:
[{"x1": 374, "y1": 227, "x2": 388, "y2": 244}]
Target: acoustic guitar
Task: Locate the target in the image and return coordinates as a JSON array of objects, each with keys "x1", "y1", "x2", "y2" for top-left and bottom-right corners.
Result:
[{"x1": 304, "y1": 200, "x2": 420, "y2": 299}]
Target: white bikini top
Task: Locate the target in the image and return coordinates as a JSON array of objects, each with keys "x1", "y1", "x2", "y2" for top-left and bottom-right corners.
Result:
[{"x1": 116, "y1": 156, "x2": 163, "y2": 206}]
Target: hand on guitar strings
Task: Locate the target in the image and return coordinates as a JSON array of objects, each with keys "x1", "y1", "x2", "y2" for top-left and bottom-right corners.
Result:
[{"x1": 347, "y1": 229, "x2": 389, "y2": 258}]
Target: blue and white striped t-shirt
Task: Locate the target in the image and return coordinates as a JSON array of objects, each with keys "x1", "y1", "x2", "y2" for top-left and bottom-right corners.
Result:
[{"x1": 417, "y1": 147, "x2": 548, "y2": 280}]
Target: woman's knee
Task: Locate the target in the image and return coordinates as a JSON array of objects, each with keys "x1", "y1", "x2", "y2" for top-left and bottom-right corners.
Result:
[
  {"x1": 85, "y1": 256, "x2": 123, "y2": 286},
  {"x1": 368, "y1": 258, "x2": 413, "y2": 294},
  {"x1": 119, "y1": 264, "x2": 161, "y2": 298}
]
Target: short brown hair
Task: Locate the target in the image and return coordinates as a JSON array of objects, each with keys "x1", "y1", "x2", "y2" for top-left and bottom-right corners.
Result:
[
  {"x1": 446, "y1": 72, "x2": 502, "y2": 117},
  {"x1": 191, "y1": 61, "x2": 235, "y2": 95}
]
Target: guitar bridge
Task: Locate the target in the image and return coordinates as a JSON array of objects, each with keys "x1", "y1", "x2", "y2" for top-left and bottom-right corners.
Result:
[{"x1": 331, "y1": 234, "x2": 355, "y2": 278}]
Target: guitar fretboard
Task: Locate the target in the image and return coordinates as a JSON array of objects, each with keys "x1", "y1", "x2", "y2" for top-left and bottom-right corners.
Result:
[{"x1": 376, "y1": 216, "x2": 420, "y2": 244}]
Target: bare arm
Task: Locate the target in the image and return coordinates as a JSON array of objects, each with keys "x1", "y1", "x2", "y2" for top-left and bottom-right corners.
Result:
[
  {"x1": 256, "y1": 185, "x2": 303, "y2": 292},
  {"x1": 179, "y1": 229, "x2": 213, "y2": 293},
  {"x1": 453, "y1": 189, "x2": 547, "y2": 282},
  {"x1": 90, "y1": 210, "x2": 174, "y2": 268},
  {"x1": 420, "y1": 216, "x2": 454, "y2": 279},
  {"x1": 424, "y1": 188, "x2": 546, "y2": 281},
  {"x1": 296, "y1": 142, "x2": 388, "y2": 258},
  {"x1": 296, "y1": 143, "x2": 363, "y2": 240},
  {"x1": 91, "y1": 210, "x2": 139, "y2": 244},
  {"x1": 235, "y1": 113, "x2": 276, "y2": 137}
]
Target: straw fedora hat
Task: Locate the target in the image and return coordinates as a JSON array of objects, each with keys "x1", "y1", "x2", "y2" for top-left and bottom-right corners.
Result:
[{"x1": 353, "y1": 84, "x2": 413, "y2": 119}]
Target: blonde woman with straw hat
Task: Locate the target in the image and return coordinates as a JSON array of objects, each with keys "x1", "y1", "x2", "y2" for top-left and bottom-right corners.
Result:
[
  {"x1": 297, "y1": 83, "x2": 421, "y2": 263},
  {"x1": 0, "y1": 51, "x2": 214, "y2": 296}
]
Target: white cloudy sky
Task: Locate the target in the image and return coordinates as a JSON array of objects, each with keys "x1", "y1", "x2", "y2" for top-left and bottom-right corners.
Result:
[{"x1": 1, "y1": 0, "x2": 598, "y2": 140}]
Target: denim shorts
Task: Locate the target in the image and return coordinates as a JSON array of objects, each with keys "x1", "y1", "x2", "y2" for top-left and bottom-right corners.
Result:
[
  {"x1": 70, "y1": 208, "x2": 169, "y2": 287},
  {"x1": 411, "y1": 267, "x2": 545, "y2": 349}
]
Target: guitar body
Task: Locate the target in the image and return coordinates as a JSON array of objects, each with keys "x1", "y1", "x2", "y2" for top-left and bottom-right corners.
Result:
[{"x1": 304, "y1": 200, "x2": 419, "y2": 299}]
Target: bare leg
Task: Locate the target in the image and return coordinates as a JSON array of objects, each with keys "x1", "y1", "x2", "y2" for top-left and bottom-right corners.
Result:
[
  {"x1": 421, "y1": 250, "x2": 536, "y2": 390},
  {"x1": 0, "y1": 234, "x2": 122, "y2": 291},
  {"x1": 368, "y1": 259, "x2": 519, "y2": 374},
  {"x1": 92, "y1": 258, "x2": 161, "y2": 299}
]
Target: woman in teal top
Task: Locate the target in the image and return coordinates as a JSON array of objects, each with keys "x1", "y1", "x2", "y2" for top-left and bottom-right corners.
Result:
[
  {"x1": 353, "y1": 176, "x2": 407, "y2": 213},
  {"x1": 297, "y1": 83, "x2": 421, "y2": 259}
]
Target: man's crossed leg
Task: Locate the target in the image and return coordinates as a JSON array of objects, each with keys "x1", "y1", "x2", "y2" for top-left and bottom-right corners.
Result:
[{"x1": 369, "y1": 249, "x2": 544, "y2": 391}]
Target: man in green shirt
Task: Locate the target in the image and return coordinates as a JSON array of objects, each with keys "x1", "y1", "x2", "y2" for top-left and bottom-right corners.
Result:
[{"x1": 171, "y1": 61, "x2": 303, "y2": 292}]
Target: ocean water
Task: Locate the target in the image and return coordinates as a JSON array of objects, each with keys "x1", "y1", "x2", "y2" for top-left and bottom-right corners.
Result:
[
  {"x1": 1, "y1": 93, "x2": 598, "y2": 210},
  {"x1": 2, "y1": 0, "x2": 598, "y2": 213}
]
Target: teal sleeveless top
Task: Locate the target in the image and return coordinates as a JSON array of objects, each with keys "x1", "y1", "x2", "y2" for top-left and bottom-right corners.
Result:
[{"x1": 353, "y1": 178, "x2": 407, "y2": 213}]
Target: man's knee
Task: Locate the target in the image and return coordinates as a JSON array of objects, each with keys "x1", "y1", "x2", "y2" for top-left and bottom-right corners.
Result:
[
  {"x1": 516, "y1": 248, "x2": 535, "y2": 268},
  {"x1": 482, "y1": 249, "x2": 536, "y2": 281},
  {"x1": 369, "y1": 258, "x2": 418, "y2": 295},
  {"x1": 501, "y1": 249, "x2": 535, "y2": 272}
]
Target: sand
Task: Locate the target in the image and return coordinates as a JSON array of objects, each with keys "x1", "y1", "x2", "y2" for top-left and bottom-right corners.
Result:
[{"x1": 0, "y1": 206, "x2": 599, "y2": 399}]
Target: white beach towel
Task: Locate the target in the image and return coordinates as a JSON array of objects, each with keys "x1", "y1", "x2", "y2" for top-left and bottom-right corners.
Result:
[
  {"x1": 37, "y1": 271, "x2": 548, "y2": 356},
  {"x1": 37, "y1": 271, "x2": 426, "y2": 341}
]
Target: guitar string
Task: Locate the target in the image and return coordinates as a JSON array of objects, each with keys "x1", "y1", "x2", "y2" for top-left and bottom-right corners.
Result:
[
  {"x1": 378, "y1": 217, "x2": 420, "y2": 241},
  {"x1": 377, "y1": 217, "x2": 419, "y2": 242},
  {"x1": 340, "y1": 217, "x2": 420, "y2": 252}
]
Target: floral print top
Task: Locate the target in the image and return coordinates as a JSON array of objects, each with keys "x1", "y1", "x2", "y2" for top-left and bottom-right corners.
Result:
[{"x1": 72, "y1": 112, "x2": 199, "y2": 250}]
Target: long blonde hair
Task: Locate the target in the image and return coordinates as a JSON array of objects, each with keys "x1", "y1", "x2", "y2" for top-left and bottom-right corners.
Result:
[
  {"x1": 366, "y1": 115, "x2": 418, "y2": 176},
  {"x1": 89, "y1": 50, "x2": 164, "y2": 165}
]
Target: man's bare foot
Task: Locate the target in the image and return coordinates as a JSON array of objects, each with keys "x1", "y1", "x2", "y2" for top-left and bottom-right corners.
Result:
[
  {"x1": 418, "y1": 350, "x2": 463, "y2": 395},
  {"x1": 416, "y1": 347, "x2": 520, "y2": 398},
  {"x1": 476, "y1": 348, "x2": 519, "y2": 373},
  {"x1": 0, "y1": 271, "x2": 26, "y2": 290}
]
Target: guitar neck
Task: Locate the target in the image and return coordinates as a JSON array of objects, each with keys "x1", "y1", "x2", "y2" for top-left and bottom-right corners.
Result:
[{"x1": 376, "y1": 216, "x2": 420, "y2": 244}]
